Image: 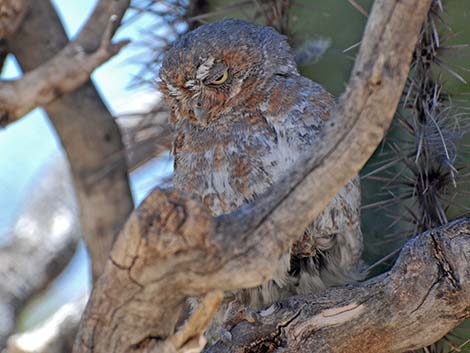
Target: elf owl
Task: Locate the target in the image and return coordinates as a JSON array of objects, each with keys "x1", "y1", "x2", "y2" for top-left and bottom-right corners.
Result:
[{"x1": 160, "y1": 19, "x2": 362, "y2": 315}]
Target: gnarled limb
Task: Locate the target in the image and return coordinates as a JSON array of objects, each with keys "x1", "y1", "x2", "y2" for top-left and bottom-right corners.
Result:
[
  {"x1": 73, "y1": 1, "x2": 437, "y2": 352},
  {"x1": 6, "y1": 0, "x2": 134, "y2": 280},
  {"x1": 0, "y1": 0, "x2": 31, "y2": 38},
  {"x1": 206, "y1": 218, "x2": 470, "y2": 353},
  {"x1": 0, "y1": 155, "x2": 81, "y2": 348}
]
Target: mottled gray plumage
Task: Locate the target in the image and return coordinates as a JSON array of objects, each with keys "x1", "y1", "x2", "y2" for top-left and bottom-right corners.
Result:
[{"x1": 160, "y1": 18, "x2": 363, "y2": 316}]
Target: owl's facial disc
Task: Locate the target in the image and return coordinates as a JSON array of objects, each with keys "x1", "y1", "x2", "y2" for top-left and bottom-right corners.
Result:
[
  {"x1": 179, "y1": 58, "x2": 233, "y2": 126},
  {"x1": 194, "y1": 58, "x2": 230, "y2": 86},
  {"x1": 161, "y1": 19, "x2": 298, "y2": 127}
]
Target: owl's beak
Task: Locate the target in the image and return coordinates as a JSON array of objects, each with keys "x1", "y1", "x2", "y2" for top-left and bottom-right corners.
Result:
[{"x1": 193, "y1": 107, "x2": 209, "y2": 124}]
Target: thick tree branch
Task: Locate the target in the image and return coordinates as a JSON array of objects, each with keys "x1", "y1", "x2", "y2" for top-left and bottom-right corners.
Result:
[
  {"x1": 73, "y1": 1, "x2": 437, "y2": 352},
  {"x1": 0, "y1": 0, "x2": 31, "y2": 38},
  {"x1": 0, "y1": 155, "x2": 80, "y2": 348},
  {"x1": 206, "y1": 218, "x2": 470, "y2": 353},
  {"x1": 0, "y1": 15, "x2": 129, "y2": 126},
  {"x1": 6, "y1": 296, "x2": 88, "y2": 353},
  {"x1": 6, "y1": 0, "x2": 134, "y2": 280}
]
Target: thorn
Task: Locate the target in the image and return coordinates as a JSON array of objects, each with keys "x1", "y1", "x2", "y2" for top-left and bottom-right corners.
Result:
[{"x1": 346, "y1": 0, "x2": 368, "y2": 17}]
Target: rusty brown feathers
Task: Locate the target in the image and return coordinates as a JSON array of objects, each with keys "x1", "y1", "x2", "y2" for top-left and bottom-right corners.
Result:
[{"x1": 160, "y1": 19, "x2": 363, "y2": 312}]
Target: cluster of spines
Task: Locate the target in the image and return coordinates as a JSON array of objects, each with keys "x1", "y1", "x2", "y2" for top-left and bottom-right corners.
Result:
[{"x1": 363, "y1": 1, "x2": 470, "y2": 351}]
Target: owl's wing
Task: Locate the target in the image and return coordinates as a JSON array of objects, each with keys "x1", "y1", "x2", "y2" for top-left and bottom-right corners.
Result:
[
  {"x1": 262, "y1": 75, "x2": 334, "y2": 147},
  {"x1": 265, "y1": 75, "x2": 364, "y2": 295},
  {"x1": 290, "y1": 176, "x2": 364, "y2": 294}
]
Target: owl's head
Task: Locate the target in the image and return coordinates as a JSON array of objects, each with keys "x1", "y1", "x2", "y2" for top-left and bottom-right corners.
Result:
[{"x1": 159, "y1": 19, "x2": 297, "y2": 127}]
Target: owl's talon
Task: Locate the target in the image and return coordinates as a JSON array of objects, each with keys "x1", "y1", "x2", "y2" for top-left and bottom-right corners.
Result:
[
  {"x1": 224, "y1": 301, "x2": 258, "y2": 326},
  {"x1": 218, "y1": 301, "x2": 259, "y2": 345},
  {"x1": 219, "y1": 328, "x2": 233, "y2": 344},
  {"x1": 260, "y1": 302, "x2": 281, "y2": 317},
  {"x1": 243, "y1": 308, "x2": 258, "y2": 323}
]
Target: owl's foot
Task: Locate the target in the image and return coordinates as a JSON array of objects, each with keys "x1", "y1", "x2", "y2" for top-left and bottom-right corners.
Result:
[
  {"x1": 219, "y1": 302, "x2": 258, "y2": 343},
  {"x1": 219, "y1": 328, "x2": 233, "y2": 343}
]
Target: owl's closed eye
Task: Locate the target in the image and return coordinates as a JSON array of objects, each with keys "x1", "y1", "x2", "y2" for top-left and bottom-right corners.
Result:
[{"x1": 159, "y1": 19, "x2": 298, "y2": 127}]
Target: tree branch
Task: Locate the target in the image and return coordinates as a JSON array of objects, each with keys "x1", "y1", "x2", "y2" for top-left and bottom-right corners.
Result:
[
  {"x1": 6, "y1": 0, "x2": 134, "y2": 280},
  {"x1": 206, "y1": 218, "x2": 470, "y2": 353},
  {"x1": 0, "y1": 0, "x2": 31, "y2": 38},
  {"x1": 0, "y1": 15, "x2": 129, "y2": 126},
  {"x1": 0, "y1": 155, "x2": 80, "y2": 348}
]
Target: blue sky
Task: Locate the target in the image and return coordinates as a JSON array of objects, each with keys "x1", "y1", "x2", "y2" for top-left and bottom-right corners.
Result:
[{"x1": 1, "y1": 0, "x2": 171, "y2": 327}]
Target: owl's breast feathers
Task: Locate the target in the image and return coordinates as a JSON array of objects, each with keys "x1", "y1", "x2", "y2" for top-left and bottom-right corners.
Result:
[
  {"x1": 172, "y1": 73, "x2": 362, "y2": 310},
  {"x1": 172, "y1": 76, "x2": 335, "y2": 216},
  {"x1": 165, "y1": 20, "x2": 362, "y2": 312}
]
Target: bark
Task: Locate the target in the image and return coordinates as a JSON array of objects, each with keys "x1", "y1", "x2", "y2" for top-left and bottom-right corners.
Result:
[
  {"x1": 6, "y1": 0, "x2": 134, "y2": 280},
  {"x1": 73, "y1": 1, "x2": 439, "y2": 353},
  {"x1": 0, "y1": 0, "x2": 31, "y2": 38},
  {"x1": 206, "y1": 218, "x2": 470, "y2": 353},
  {"x1": 0, "y1": 155, "x2": 81, "y2": 347}
]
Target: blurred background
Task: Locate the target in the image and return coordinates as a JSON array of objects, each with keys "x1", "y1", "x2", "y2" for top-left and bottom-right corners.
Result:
[{"x1": 0, "y1": 0, "x2": 469, "y2": 352}]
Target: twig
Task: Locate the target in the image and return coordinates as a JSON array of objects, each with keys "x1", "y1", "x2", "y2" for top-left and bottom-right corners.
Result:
[
  {"x1": 346, "y1": 0, "x2": 368, "y2": 17},
  {"x1": 168, "y1": 291, "x2": 224, "y2": 353}
]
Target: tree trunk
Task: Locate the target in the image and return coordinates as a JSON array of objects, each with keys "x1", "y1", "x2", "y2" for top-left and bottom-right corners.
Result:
[{"x1": 6, "y1": 0, "x2": 134, "y2": 280}]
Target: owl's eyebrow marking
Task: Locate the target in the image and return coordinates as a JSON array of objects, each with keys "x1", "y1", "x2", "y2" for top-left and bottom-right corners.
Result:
[
  {"x1": 167, "y1": 83, "x2": 183, "y2": 98},
  {"x1": 184, "y1": 80, "x2": 197, "y2": 89},
  {"x1": 196, "y1": 57, "x2": 215, "y2": 80}
]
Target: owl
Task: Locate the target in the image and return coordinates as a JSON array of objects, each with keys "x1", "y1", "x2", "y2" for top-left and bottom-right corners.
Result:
[{"x1": 160, "y1": 19, "x2": 363, "y2": 318}]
